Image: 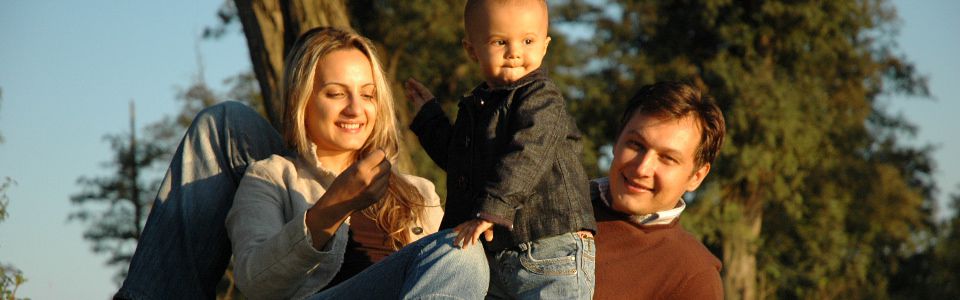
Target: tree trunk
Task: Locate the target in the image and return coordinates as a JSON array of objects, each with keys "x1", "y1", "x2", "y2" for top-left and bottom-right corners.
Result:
[
  {"x1": 723, "y1": 201, "x2": 762, "y2": 300},
  {"x1": 232, "y1": 0, "x2": 350, "y2": 130}
]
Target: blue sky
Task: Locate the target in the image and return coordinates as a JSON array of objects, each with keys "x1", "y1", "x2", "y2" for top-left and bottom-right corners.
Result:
[{"x1": 0, "y1": 1, "x2": 957, "y2": 299}]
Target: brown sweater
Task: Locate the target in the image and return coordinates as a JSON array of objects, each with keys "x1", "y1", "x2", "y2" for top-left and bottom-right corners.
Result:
[{"x1": 594, "y1": 202, "x2": 723, "y2": 299}]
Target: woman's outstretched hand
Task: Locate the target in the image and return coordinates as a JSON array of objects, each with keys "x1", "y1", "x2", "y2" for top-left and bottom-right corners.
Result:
[{"x1": 306, "y1": 149, "x2": 392, "y2": 249}]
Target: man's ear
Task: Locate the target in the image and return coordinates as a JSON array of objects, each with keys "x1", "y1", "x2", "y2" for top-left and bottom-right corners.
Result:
[
  {"x1": 462, "y1": 38, "x2": 479, "y2": 62},
  {"x1": 685, "y1": 163, "x2": 711, "y2": 192}
]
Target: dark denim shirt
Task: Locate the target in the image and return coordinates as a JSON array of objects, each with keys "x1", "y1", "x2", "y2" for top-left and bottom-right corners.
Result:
[{"x1": 410, "y1": 68, "x2": 596, "y2": 251}]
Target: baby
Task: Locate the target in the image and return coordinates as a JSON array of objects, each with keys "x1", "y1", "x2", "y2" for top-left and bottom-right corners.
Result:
[{"x1": 405, "y1": 0, "x2": 596, "y2": 298}]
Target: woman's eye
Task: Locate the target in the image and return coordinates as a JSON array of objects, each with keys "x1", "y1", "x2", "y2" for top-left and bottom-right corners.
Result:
[
  {"x1": 362, "y1": 94, "x2": 375, "y2": 101},
  {"x1": 326, "y1": 92, "x2": 345, "y2": 98}
]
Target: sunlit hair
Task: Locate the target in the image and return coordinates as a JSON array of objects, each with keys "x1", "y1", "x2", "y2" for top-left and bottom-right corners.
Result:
[
  {"x1": 281, "y1": 27, "x2": 425, "y2": 249},
  {"x1": 618, "y1": 81, "x2": 726, "y2": 168},
  {"x1": 463, "y1": 0, "x2": 549, "y2": 40}
]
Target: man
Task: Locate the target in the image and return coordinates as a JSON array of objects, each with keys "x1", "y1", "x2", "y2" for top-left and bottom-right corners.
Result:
[{"x1": 593, "y1": 81, "x2": 725, "y2": 299}]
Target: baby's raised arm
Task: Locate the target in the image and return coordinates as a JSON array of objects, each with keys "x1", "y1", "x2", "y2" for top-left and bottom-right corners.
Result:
[{"x1": 404, "y1": 78, "x2": 435, "y2": 114}]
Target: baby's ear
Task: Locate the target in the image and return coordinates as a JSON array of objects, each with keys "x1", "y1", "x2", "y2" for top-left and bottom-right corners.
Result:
[{"x1": 462, "y1": 38, "x2": 479, "y2": 62}]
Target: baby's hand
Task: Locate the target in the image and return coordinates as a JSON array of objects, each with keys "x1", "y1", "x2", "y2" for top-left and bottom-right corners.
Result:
[
  {"x1": 453, "y1": 219, "x2": 494, "y2": 249},
  {"x1": 404, "y1": 78, "x2": 435, "y2": 114}
]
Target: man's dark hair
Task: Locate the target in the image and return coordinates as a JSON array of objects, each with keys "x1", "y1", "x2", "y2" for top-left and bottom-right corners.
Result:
[{"x1": 618, "y1": 81, "x2": 726, "y2": 168}]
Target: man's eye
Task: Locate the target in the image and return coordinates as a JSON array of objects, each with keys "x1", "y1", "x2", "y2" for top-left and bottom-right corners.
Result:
[{"x1": 661, "y1": 156, "x2": 679, "y2": 165}]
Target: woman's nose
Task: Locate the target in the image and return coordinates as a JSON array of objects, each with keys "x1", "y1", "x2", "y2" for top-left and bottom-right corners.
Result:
[{"x1": 342, "y1": 93, "x2": 361, "y2": 115}]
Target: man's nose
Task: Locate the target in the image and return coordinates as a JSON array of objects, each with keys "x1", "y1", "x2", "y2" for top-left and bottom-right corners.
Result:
[{"x1": 635, "y1": 150, "x2": 657, "y2": 177}]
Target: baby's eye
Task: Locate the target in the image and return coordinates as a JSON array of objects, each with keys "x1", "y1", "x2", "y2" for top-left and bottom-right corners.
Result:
[{"x1": 524, "y1": 39, "x2": 534, "y2": 45}]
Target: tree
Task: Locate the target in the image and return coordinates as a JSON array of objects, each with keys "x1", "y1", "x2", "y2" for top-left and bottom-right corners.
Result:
[{"x1": 69, "y1": 102, "x2": 169, "y2": 283}]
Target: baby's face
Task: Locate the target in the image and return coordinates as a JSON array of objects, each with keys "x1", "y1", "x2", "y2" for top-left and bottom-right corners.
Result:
[{"x1": 465, "y1": 0, "x2": 550, "y2": 87}]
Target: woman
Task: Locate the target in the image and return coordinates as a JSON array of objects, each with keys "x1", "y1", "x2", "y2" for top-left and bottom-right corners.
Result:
[
  {"x1": 224, "y1": 27, "x2": 489, "y2": 299},
  {"x1": 115, "y1": 28, "x2": 488, "y2": 300}
]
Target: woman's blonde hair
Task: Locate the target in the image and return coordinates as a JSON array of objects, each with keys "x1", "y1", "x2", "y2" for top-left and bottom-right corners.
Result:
[{"x1": 281, "y1": 27, "x2": 426, "y2": 249}]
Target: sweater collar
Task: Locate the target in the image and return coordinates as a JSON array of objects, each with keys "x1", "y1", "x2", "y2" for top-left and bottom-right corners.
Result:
[
  {"x1": 593, "y1": 177, "x2": 686, "y2": 226},
  {"x1": 299, "y1": 143, "x2": 341, "y2": 182}
]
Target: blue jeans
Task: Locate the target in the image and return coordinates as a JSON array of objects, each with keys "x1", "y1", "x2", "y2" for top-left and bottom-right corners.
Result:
[
  {"x1": 116, "y1": 102, "x2": 285, "y2": 300},
  {"x1": 486, "y1": 232, "x2": 596, "y2": 300},
  {"x1": 311, "y1": 229, "x2": 489, "y2": 300},
  {"x1": 116, "y1": 102, "x2": 489, "y2": 299}
]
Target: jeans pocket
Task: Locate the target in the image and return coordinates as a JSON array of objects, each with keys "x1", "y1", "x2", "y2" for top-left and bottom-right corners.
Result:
[{"x1": 518, "y1": 235, "x2": 579, "y2": 276}]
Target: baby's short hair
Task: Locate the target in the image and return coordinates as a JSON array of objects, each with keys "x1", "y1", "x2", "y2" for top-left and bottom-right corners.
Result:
[{"x1": 463, "y1": 0, "x2": 549, "y2": 38}]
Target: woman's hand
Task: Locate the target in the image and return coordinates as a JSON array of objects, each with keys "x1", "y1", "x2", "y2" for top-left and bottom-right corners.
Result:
[
  {"x1": 305, "y1": 150, "x2": 392, "y2": 249},
  {"x1": 404, "y1": 78, "x2": 435, "y2": 114},
  {"x1": 324, "y1": 149, "x2": 392, "y2": 211}
]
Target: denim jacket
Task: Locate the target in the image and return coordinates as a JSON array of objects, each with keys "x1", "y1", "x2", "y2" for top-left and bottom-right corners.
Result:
[{"x1": 411, "y1": 68, "x2": 596, "y2": 251}]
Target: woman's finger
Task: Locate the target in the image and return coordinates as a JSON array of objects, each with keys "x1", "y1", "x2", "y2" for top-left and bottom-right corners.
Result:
[{"x1": 357, "y1": 149, "x2": 387, "y2": 174}]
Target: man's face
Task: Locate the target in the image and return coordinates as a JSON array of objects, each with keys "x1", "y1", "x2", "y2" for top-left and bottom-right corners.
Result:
[
  {"x1": 608, "y1": 112, "x2": 711, "y2": 215},
  {"x1": 463, "y1": 0, "x2": 551, "y2": 87}
]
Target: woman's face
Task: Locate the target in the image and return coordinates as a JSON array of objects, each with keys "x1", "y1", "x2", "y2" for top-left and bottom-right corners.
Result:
[{"x1": 305, "y1": 48, "x2": 378, "y2": 158}]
